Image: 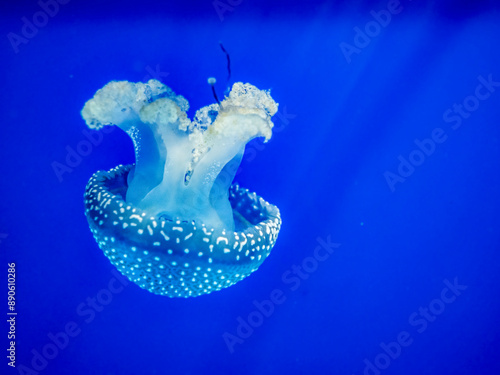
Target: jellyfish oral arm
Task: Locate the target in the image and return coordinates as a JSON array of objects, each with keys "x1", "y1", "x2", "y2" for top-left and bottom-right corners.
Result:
[{"x1": 82, "y1": 80, "x2": 277, "y2": 231}]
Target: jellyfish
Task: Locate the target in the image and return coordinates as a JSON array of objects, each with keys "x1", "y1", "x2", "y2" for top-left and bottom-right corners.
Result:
[{"x1": 81, "y1": 79, "x2": 282, "y2": 297}]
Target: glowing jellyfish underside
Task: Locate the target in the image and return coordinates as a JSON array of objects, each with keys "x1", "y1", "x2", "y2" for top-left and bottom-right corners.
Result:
[{"x1": 81, "y1": 79, "x2": 281, "y2": 297}]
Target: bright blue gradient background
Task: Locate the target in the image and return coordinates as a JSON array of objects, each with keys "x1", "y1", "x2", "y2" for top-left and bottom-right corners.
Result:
[{"x1": 1, "y1": 1, "x2": 499, "y2": 374}]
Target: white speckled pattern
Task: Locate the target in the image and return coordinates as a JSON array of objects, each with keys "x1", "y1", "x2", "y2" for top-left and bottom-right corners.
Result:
[{"x1": 84, "y1": 165, "x2": 281, "y2": 297}]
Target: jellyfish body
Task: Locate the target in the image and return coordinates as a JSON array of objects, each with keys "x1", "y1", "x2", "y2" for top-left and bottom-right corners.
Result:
[{"x1": 82, "y1": 79, "x2": 281, "y2": 297}]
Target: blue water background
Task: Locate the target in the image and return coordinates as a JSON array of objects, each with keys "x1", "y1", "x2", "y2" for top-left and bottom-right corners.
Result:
[{"x1": 1, "y1": 0, "x2": 500, "y2": 374}]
